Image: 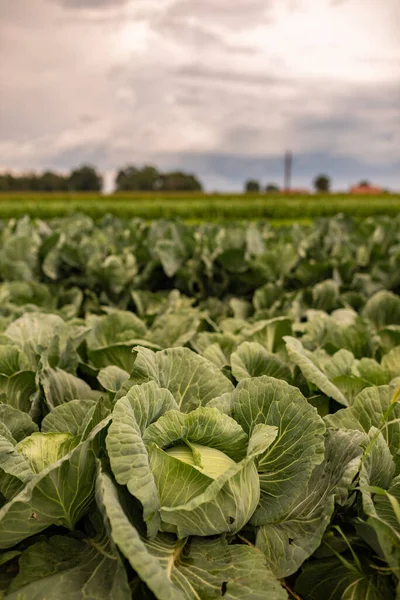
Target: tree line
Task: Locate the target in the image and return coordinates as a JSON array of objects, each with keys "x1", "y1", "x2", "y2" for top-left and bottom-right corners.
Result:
[
  {"x1": 0, "y1": 165, "x2": 203, "y2": 193},
  {"x1": 245, "y1": 174, "x2": 332, "y2": 193},
  {"x1": 0, "y1": 165, "x2": 379, "y2": 194}
]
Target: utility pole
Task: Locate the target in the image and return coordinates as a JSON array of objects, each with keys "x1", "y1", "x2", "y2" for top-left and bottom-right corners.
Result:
[{"x1": 284, "y1": 150, "x2": 293, "y2": 192}]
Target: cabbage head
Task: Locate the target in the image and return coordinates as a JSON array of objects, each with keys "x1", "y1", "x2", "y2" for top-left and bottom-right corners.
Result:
[{"x1": 106, "y1": 380, "x2": 278, "y2": 538}]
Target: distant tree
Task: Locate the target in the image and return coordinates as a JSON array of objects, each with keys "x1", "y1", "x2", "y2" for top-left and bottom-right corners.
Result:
[
  {"x1": 38, "y1": 171, "x2": 69, "y2": 192},
  {"x1": 0, "y1": 170, "x2": 70, "y2": 192},
  {"x1": 0, "y1": 172, "x2": 39, "y2": 191},
  {"x1": 314, "y1": 174, "x2": 331, "y2": 193},
  {"x1": 0, "y1": 172, "x2": 15, "y2": 191},
  {"x1": 245, "y1": 179, "x2": 260, "y2": 193},
  {"x1": 358, "y1": 180, "x2": 370, "y2": 187},
  {"x1": 116, "y1": 165, "x2": 139, "y2": 191},
  {"x1": 159, "y1": 171, "x2": 203, "y2": 192},
  {"x1": 0, "y1": 173, "x2": 12, "y2": 191},
  {"x1": 265, "y1": 183, "x2": 280, "y2": 193},
  {"x1": 68, "y1": 164, "x2": 102, "y2": 192},
  {"x1": 136, "y1": 165, "x2": 162, "y2": 190},
  {"x1": 115, "y1": 165, "x2": 203, "y2": 192},
  {"x1": 115, "y1": 165, "x2": 161, "y2": 191}
]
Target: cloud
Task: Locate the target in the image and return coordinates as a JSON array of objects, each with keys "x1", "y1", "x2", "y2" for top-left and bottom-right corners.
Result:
[
  {"x1": 176, "y1": 64, "x2": 283, "y2": 86},
  {"x1": 56, "y1": 0, "x2": 129, "y2": 8},
  {"x1": 153, "y1": 19, "x2": 255, "y2": 54},
  {"x1": 159, "y1": 0, "x2": 273, "y2": 31},
  {"x1": 0, "y1": 0, "x2": 399, "y2": 191}
]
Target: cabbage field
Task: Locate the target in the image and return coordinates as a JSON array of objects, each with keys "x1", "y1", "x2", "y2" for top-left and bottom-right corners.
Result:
[{"x1": 0, "y1": 214, "x2": 399, "y2": 599}]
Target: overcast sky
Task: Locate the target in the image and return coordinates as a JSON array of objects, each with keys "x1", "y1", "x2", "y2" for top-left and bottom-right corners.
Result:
[{"x1": 1, "y1": 0, "x2": 399, "y2": 191}]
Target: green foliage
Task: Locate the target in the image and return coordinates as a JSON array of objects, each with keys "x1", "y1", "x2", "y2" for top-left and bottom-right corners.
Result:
[
  {"x1": 245, "y1": 179, "x2": 261, "y2": 193},
  {"x1": 68, "y1": 164, "x2": 103, "y2": 192},
  {"x1": 0, "y1": 192, "x2": 400, "y2": 220},
  {"x1": 116, "y1": 165, "x2": 203, "y2": 192},
  {"x1": 116, "y1": 165, "x2": 162, "y2": 191},
  {"x1": 158, "y1": 171, "x2": 203, "y2": 192},
  {"x1": 0, "y1": 214, "x2": 399, "y2": 598},
  {"x1": 0, "y1": 171, "x2": 69, "y2": 192},
  {"x1": 314, "y1": 174, "x2": 331, "y2": 193}
]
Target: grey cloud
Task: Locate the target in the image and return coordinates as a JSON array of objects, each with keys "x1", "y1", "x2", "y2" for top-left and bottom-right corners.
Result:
[
  {"x1": 158, "y1": 0, "x2": 273, "y2": 32},
  {"x1": 208, "y1": 79, "x2": 400, "y2": 162},
  {"x1": 80, "y1": 114, "x2": 99, "y2": 124},
  {"x1": 172, "y1": 89, "x2": 206, "y2": 108},
  {"x1": 57, "y1": 0, "x2": 129, "y2": 8},
  {"x1": 154, "y1": 19, "x2": 227, "y2": 50},
  {"x1": 152, "y1": 1, "x2": 265, "y2": 53},
  {"x1": 222, "y1": 125, "x2": 266, "y2": 149},
  {"x1": 300, "y1": 116, "x2": 363, "y2": 132},
  {"x1": 147, "y1": 150, "x2": 400, "y2": 191},
  {"x1": 165, "y1": 0, "x2": 271, "y2": 19},
  {"x1": 286, "y1": 82, "x2": 400, "y2": 159},
  {"x1": 176, "y1": 64, "x2": 285, "y2": 87},
  {"x1": 49, "y1": 143, "x2": 110, "y2": 169},
  {"x1": 153, "y1": 19, "x2": 242, "y2": 54}
]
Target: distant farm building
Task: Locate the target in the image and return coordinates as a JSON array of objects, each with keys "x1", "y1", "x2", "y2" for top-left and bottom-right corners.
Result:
[{"x1": 350, "y1": 184, "x2": 383, "y2": 195}]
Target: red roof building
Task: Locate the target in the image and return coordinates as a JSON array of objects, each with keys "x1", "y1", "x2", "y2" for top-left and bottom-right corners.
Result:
[{"x1": 350, "y1": 184, "x2": 383, "y2": 195}]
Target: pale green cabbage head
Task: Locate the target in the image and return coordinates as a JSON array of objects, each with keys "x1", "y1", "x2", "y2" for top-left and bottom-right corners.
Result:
[
  {"x1": 106, "y1": 381, "x2": 278, "y2": 539},
  {"x1": 148, "y1": 434, "x2": 263, "y2": 538}
]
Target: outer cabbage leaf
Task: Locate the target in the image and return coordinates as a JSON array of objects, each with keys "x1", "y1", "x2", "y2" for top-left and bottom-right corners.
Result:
[
  {"x1": 0, "y1": 417, "x2": 110, "y2": 549},
  {"x1": 4, "y1": 312, "x2": 87, "y2": 370},
  {"x1": 96, "y1": 467, "x2": 288, "y2": 600},
  {"x1": 358, "y1": 430, "x2": 400, "y2": 579},
  {"x1": 312, "y1": 279, "x2": 340, "y2": 312},
  {"x1": 296, "y1": 555, "x2": 395, "y2": 600},
  {"x1": 149, "y1": 309, "x2": 202, "y2": 349},
  {"x1": 382, "y1": 346, "x2": 400, "y2": 381},
  {"x1": 0, "y1": 405, "x2": 38, "y2": 442},
  {"x1": 359, "y1": 427, "x2": 396, "y2": 513},
  {"x1": 284, "y1": 336, "x2": 348, "y2": 405},
  {"x1": 97, "y1": 366, "x2": 130, "y2": 394},
  {"x1": 325, "y1": 385, "x2": 400, "y2": 458},
  {"x1": 354, "y1": 357, "x2": 390, "y2": 386},
  {"x1": 231, "y1": 341, "x2": 292, "y2": 382},
  {"x1": 255, "y1": 429, "x2": 365, "y2": 577},
  {"x1": 106, "y1": 381, "x2": 179, "y2": 537},
  {"x1": 6, "y1": 532, "x2": 130, "y2": 600},
  {"x1": 41, "y1": 399, "x2": 98, "y2": 435},
  {"x1": 240, "y1": 317, "x2": 292, "y2": 353},
  {"x1": 39, "y1": 367, "x2": 100, "y2": 409},
  {"x1": 0, "y1": 436, "x2": 34, "y2": 501},
  {"x1": 367, "y1": 476, "x2": 400, "y2": 580},
  {"x1": 363, "y1": 290, "x2": 400, "y2": 329},
  {"x1": 1, "y1": 370, "x2": 37, "y2": 414},
  {"x1": 86, "y1": 311, "x2": 148, "y2": 371},
  {"x1": 129, "y1": 346, "x2": 234, "y2": 412},
  {"x1": 209, "y1": 376, "x2": 326, "y2": 522},
  {"x1": 0, "y1": 345, "x2": 30, "y2": 376},
  {"x1": 299, "y1": 309, "x2": 374, "y2": 358}
]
